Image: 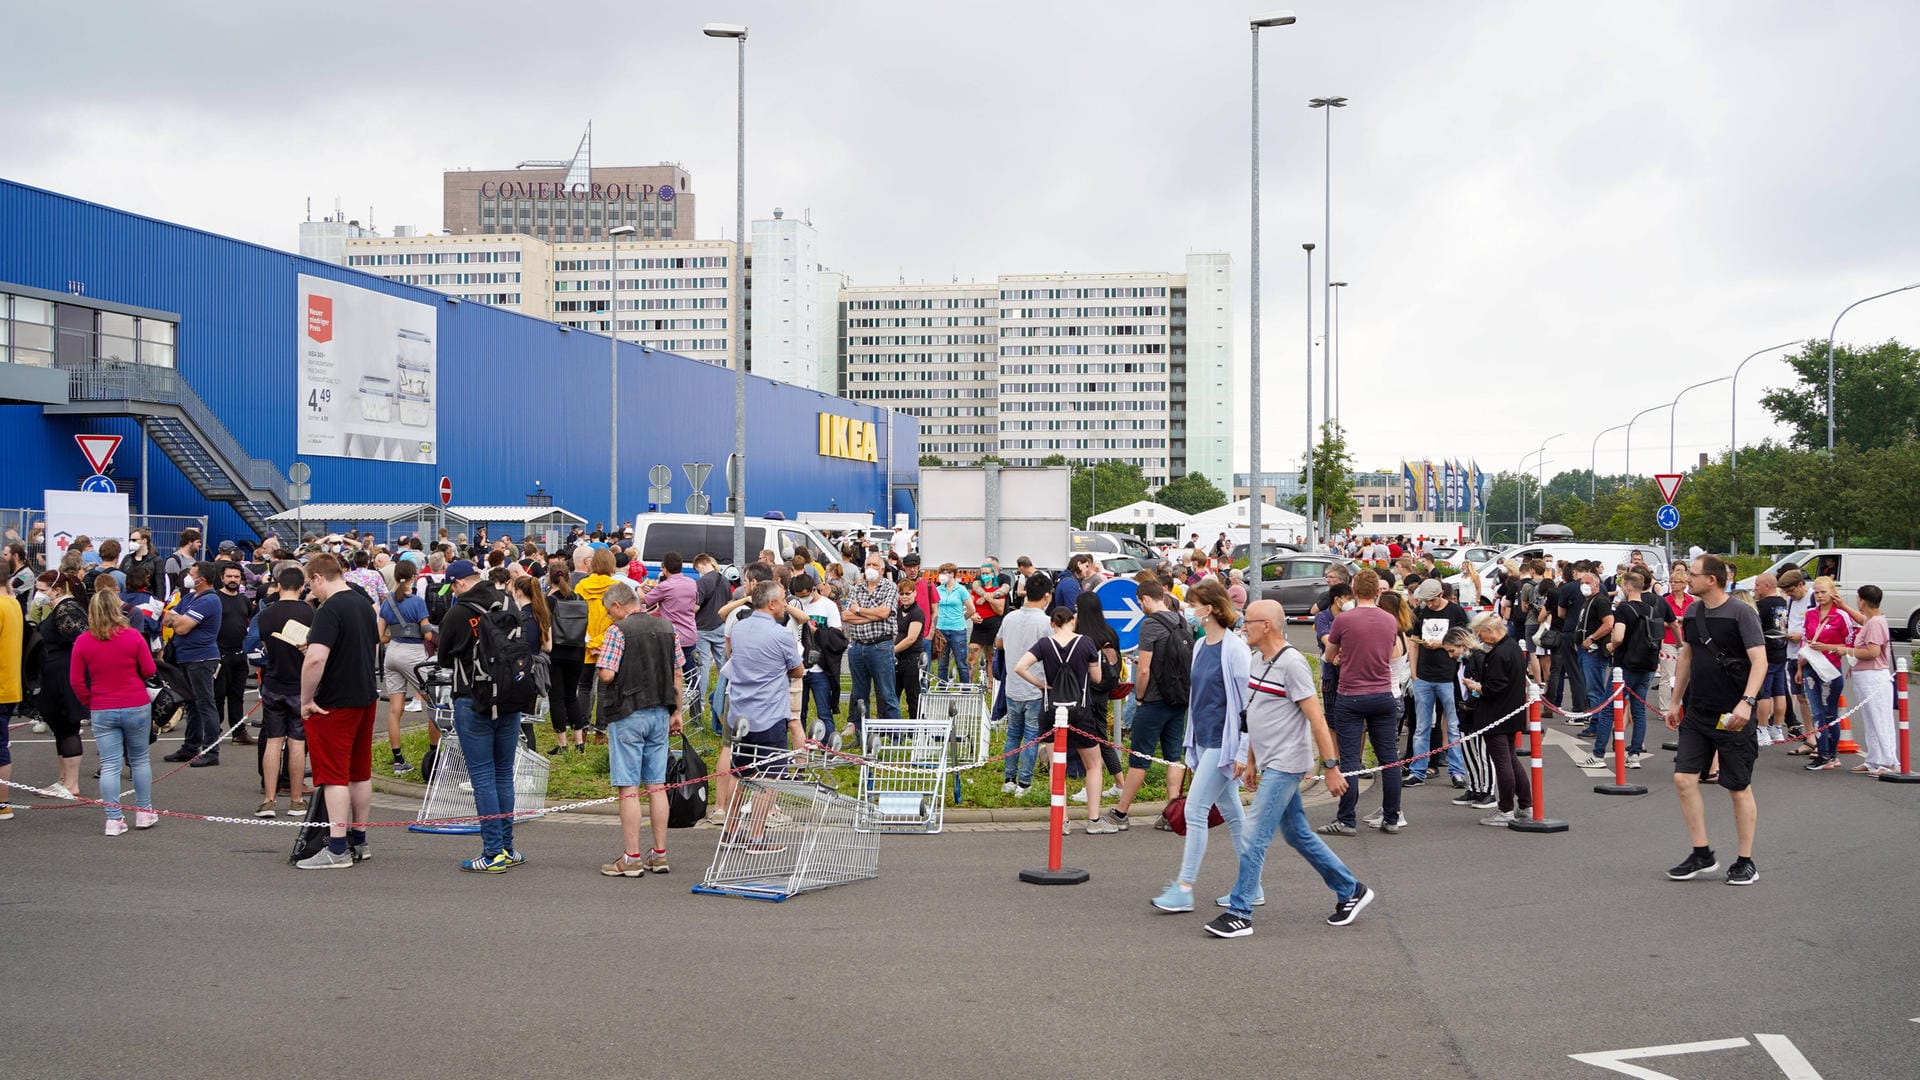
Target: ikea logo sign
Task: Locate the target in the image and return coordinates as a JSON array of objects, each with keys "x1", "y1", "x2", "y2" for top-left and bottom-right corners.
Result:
[{"x1": 818, "y1": 413, "x2": 879, "y2": 463}]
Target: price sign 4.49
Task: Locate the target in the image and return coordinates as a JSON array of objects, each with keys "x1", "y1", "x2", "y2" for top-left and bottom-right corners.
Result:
[{"x1": 306, "y1": 388, "x2": 334, "y2": 411}]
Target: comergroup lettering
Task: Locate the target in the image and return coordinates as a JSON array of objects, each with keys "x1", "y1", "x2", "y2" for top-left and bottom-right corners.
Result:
[
  {"x1": 478, "y1": 181, "x2": 660, "y2": 202},
  {"x1": 818, "y1": 414, "x2": 879, "y2": 463}
]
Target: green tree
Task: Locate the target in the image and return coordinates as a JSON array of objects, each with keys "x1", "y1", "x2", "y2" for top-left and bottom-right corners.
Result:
[
  {"x1": 1765, "y1": 447, "x2": 1866, "y2": 547},
  {"x1": 1153, "y1": 471, "x2": 1227, "y2": 516},
  {"x1": 977, "y1": 453, "x2": 1008, "y2": 466},
  {"x1": 1760, "y1": 339, "x2": 1920, "y2": 451},
  {"x1": 918, "y1": 452, "x2": 945, "y2": 467},
  {"x1": 1290, "y1": 423, "x2": 1359, "y2": 533},
  {"x1": 1044, "y1": 457, "x2": 1147, "y2": 530}
]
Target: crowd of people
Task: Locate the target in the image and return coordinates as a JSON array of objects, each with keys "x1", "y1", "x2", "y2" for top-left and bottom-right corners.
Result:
[{"x1": 0, "y1": 518, "x2": 1908, "y2": 911}]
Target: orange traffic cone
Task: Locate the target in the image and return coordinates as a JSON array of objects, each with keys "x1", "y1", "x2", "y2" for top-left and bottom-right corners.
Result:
[{"x1": 1837, "y1": 693, "x2": 1861, "y2": 755}]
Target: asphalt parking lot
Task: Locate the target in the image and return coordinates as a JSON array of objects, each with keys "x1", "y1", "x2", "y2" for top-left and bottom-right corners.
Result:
[{"x1": 4, "y1": 704, "x2": 1917, "y2": 1080}]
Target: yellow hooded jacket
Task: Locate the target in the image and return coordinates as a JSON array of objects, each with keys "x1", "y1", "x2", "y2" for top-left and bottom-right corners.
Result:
[{"x1": 574, "y1": 572, "x2": 616, "y2": 657}]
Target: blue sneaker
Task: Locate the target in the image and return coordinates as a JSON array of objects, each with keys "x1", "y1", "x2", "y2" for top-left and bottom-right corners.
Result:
[
  {"x1": 460, "y1": 852, "x2": 512, "y2": 873},
  {"x1": 1151, "y1": 882, "x2": 1194, "y2": 912},
  {"x1": 1217, "y1": 892, "x2": 1266, "y2": 908}
]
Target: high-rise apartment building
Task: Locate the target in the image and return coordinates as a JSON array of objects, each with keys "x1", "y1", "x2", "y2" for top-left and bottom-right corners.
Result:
[
  {"x1": 839, "y1": 282, "x2": 1000, "y2": 463},
  {"x1": 747, "y1": 210, "x2": 820, "y2": 390},
  {"x1": 344, "y1": 232, "x2": 554, "y2": 317},
  {"x1": 1180, "y1": 253, "x2": 1234, "y2": 492}
]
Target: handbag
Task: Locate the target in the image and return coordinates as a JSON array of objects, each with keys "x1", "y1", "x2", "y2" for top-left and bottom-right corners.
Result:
[
  {"x1": 1159, "y1": 794, "x2": 1225, "y2": 837},
  {"x1": 665, "y1": 731, "x2": 709, "y2": 828}
]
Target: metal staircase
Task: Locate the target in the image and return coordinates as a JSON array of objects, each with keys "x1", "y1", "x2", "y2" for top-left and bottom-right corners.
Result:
[{"x1": 44, "y1": 362, "x2": 288, "y2": 537}]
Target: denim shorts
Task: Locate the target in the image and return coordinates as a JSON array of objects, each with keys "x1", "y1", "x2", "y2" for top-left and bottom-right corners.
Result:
[
  {"x1": 1758, "y1": 661, "x2": 1788, "y2": 700},
  {"x1": 1128, "y1": 699, "x2": 1187, "y2": 771},
  {"x1": 607, "y1": 707, "x2": 670, "y2": 788}
]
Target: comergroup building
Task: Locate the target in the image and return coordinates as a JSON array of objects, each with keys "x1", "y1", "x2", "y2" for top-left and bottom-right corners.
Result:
[{"x1": 0, "y1": 179, "x2": 914, "y2": 545}]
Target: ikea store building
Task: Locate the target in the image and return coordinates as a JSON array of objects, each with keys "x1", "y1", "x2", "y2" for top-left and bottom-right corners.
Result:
[{"x1": 0, "y1": 179, "x2": 917, "y2": 547}]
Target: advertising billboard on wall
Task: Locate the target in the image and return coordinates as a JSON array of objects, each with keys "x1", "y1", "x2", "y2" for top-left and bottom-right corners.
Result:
[{"x1": 296, "y1": 274, "x2": 438, "y2": 463}]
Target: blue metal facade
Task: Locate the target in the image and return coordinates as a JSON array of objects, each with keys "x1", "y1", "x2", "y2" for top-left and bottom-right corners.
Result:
[{"x1": 0, "y1": 179, "x2": 916, "y2": 542}]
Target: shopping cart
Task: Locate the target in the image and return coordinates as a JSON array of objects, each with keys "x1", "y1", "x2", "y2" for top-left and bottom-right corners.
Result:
[
  {"x1": 856, "y1": 717, "x2": 954, "y2": 834},
  {"x1": 407, "y1": 733, "x2": 552, "y2": 835},
  {"x1": 694, "y1": 751, "x2": 877, "y2": 901},
  {"x1": 413, "y1": 661, "x2": 456, "y2": 733},
  {"x1": 917, "y1": 683, "x2": 990, "y2": 802}
]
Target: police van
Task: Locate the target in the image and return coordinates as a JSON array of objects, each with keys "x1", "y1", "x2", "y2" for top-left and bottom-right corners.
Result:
[{"x1": 628, "y1": 513, "x2": 853, "y2": 579}]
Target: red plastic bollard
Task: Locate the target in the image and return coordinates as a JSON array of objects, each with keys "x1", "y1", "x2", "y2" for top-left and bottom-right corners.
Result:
[
  {"x1": 1882, "y1": 658, "x2": 1920, "y2": 784},
  {"x1": 1020, "y1": 704, "x2": 1090, "y2": 883},
  {"x1": 1511, "y1": 685, "x2": 1569, "y2": 832},
  {"x1": 1595, "y1": 668, "x2": 1647, "y2": 796}
]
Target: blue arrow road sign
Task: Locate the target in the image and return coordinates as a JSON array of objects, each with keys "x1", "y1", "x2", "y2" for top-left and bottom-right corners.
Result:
[
  {"x1": 1657, "y1": 503, "x2": 1680, "y2": 532},
  {"x1": 1095, "y1": 577, "x2": 1144, "y2": 651},
  {"x1": 80, "y1": 474, "x2": 115, "y2": 493}
]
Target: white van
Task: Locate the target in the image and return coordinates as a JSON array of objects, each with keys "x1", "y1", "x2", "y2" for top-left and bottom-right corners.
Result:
[
  {"x1": 628, "y1": 513, "x2": 852, "y2": 579},
  {"x1": 1737, "y1": 548, "x2": 1920, "y2": 638}
]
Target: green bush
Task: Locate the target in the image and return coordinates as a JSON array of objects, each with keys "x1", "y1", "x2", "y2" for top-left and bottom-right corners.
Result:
[{"x1": 1725, "y1": 554, "x2": 1777, "y2": 581}]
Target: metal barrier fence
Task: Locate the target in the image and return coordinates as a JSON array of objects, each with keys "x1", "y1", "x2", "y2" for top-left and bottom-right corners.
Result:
[{"x1": 0, "y1": 508, "x2": 207, "y2": 569}]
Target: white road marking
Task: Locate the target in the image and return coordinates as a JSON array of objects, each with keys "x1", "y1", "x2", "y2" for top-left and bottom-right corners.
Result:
[
  {"x1": 1753, "y1": 1034, "x2": 1824, "y2": 1079},
  {"x1": 1569, "y1": 1037, "x2": 1750, "y2": 1078}
]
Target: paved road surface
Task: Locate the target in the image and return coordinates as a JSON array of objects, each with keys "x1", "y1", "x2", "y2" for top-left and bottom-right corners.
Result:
[{"x1": 4, "y1": 709, "x2": 1917, "y2": 1079}]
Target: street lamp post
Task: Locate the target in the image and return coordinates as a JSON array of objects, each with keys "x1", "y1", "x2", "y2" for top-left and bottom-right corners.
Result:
[
  {"x1": 1329, "y1": 280, "x2": 1347, "y2": 427},
  {"x1": 1247, "y1": 11, "x2": 1295, "y2": 587},
  {"x1": 1302, "y1": 241, "x2": 1316, "y2": 553},
  {"x1": 1517, "y1": 445, "x2": 1552, "y2": 541},
  {"x1": 1309, "y1": 96, "x2": 1345, "y2": 473},
  {"x1": 1826, "y1": 282, "x2": 1920, "y2": 453},
  {"x1": 1590, "y1": 422, "x2": 1629, "y2": 498},
  {"x1": 1536, "y1": 433, "x2": 1562, "y2": 522},
  {"x1": 608, "y1": 224, "x2": 635, "y2": 530},
  {"x1": 1729, "y1": 340, "x2": 1801, "y2": 474},
  {"x1": 1669, "y1": 376, "x2": 1730, "y2": 474},
  {"x1": 1623, "y1": 402, "x2": 1672, "y2": 478},
  {"x1": 704, "y1": 20, "x2": 749, "y2": 568}
]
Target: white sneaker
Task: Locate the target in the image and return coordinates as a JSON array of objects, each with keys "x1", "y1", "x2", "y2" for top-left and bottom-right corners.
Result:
[
  {"x1": 48, "y1": 782, "x2": 75, "y2": 800},
  {"x1": 134, "y1": 809, "x2": 160, "y2": 829},
  {"x1": 30, "y1": 719, "x2": 47, "y2": 733},
  {"x1": 1069, "y1": 788, "x2": 1089, "y2": 804},
  {"x1": 105, "y1": 818, "x2": 129, "y2": 836},
  {"x1": 405, "y1": 699, "x2": 424, "y2": 713},
  {"x1": 1627, "y1": 754, "x2": 1644, "y2": 769},
  {"x1": 1001, "y1": 782, "x2": 1018, "y2": 795},
  {"x1": 1479, "y1": 810, "x2": 1515, "y2": 827},
  {"x1": 1757, "y1": 728, "x2": 1774, "y2": 747},
  {"x1": 1771, "y1": 726, "x2": 1788, "y2": 743},
  {"x1": 1015, "y1": 785, "x2": 1031, "y2": 799},
  {"x1": 1576, "y1": 755, "x2": 1606, "y2": 769},
  {"x1": 1103, "y1": 784, "x2": 1121, "y2": 799}
]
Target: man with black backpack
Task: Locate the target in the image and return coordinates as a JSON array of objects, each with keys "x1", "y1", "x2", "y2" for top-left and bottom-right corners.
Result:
[
  {"x1": 437, "y1": 559, "x2": 537, "y2": 874},
  {"x1": 593, "y1": 580, "x2": 682, "y2": 878},
  {"x1": 1110, "y1": 580, "x2": 1189, "y2": 826},
  {"x1": 1605, "y1": 569, "x2": 1664, "y2": 769}
]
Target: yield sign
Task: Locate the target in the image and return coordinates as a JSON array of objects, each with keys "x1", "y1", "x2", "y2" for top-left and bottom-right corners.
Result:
[
  {"x1": 1653, "y1": 473, "x2": 1684, "y2": 504},
  {"x1": 76, "y1": 434, "x2": 123, "y2": 475}
]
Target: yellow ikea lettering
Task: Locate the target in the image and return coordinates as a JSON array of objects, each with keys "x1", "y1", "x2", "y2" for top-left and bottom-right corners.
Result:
[
  {"x1": 819, "y1": 413, "x2": 831, "y2": 456},
  {"x1": 816, "y1": 413, "x2": 881, "y2": 463},
  {"x1": 831, "y1": 415, "x2": 851, "y2": 458}
]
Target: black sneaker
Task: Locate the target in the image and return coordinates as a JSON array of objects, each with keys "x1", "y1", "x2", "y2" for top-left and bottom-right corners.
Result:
[
  {"x1": 1450, "y1": 791, "x2": 1477, "y2": 806},
  {"x1": 1402, "y1": 775, "x2": 1425, "y2": 788},
  {"x1": 1203, "y1": 912, "x2": 1253, "y2": 939},
  {"x1": 1666, "y1": 849, "x2": 1719, "y2": 881},
  {"x1": 1449, "y1": 776, "x2": 1467, "y2": 789},
  {"x1": 1327, "y1": 882, "x2": 1374, "y2": 926},
  {"x1": 1725, "y1": 858, "x2": 1758, "y2": 886}
]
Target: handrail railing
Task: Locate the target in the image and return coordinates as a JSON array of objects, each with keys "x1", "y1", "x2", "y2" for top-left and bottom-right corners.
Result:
[{"x1": 60, "y1": 362, "x2": 288, "y2": 505}]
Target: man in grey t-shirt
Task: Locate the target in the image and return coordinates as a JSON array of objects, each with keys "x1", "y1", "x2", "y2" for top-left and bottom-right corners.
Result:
[
  {"x1": 1207, "y1": 599, "x2": 1372, "y2": 939},
  {"x1": 993, "y1": 575, "x2": 1053, "y2": 793}
]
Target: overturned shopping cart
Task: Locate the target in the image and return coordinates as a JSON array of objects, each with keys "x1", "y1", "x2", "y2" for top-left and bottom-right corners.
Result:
[{"x1": 693, "y1": 749, "x2": 878, "y2": 901}]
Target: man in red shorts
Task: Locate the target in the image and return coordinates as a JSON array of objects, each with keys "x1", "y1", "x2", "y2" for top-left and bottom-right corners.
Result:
[{"x1": 296, "y1": 553, "x2": 382, "y2": 869}]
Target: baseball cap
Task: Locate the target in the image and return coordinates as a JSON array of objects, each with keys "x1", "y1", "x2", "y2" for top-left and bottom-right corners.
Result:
[
  {"x1": 217, "y1": 540, "x2": 238, "y2": 553},
  {"x1": 1413, "y1": 579, "x2": 1443, "y2": 602},
  {"x1": 446, "y1": 559, "x2": 480, "y2": 581}
]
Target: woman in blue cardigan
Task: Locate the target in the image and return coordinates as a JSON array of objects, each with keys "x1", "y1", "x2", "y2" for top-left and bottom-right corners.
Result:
[{"x1": 1152, "y1": 579, "x2": 1252, "y2": 912}]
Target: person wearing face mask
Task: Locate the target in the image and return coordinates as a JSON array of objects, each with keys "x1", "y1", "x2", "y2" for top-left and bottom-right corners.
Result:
[
  {"x1": 1404, "y1": 579, "x2": 1470, "y2": 787},
  {"x1": 212, "y1": 561, "x2": 258, "y2": 747},
  {"x1": 162, "y1": 561, "x2": 228, "y2": 766},
  {"x1": 842, "y1": 553, "x2": 901, "y2": 730},
  {"x1": 930, "y1": 562, "x2": 973, "y2": 685},
  {"x1": 1568, "y1": 568, "x2": 1617, "y2": 755}
]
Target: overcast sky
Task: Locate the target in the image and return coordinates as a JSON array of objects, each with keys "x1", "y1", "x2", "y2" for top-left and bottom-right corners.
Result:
[{"x1": 8, "y1": 1, "x2": 1919, "y2": 483}]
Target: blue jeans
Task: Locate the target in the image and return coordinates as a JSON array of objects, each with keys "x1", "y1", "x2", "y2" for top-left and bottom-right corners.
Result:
[
  {"x1": 1226, "y1": 767, "x2": 1358, "y2": 917},
  {"x1": 694, "y1": 625, "x2": 729, "y2": 726},
  {"x1": 847, "y1": 640, "x2": 900, "y2": 723},
  {"x1": 1578, "y1": 649, "x2": 1612, "y2": 737},
  {"x1": 932, "y1": 628, "x2": 971, "y2": 683},
  {"x1": 799, "y1": 670, "x2": 835, "y2": 737},
  {"x1": 1002, "y1": 696, "x2": 1043, "y2": 786},
  {"x1": 1333, "y1": 692, "x2": 1403, "y2": 827},
  {"x1": 1177, "y1": 747, "x2": 1247, "y2": 885},
  {"x1": 92, "y1": 706, "x2": 153, "y2": 820},
  {"x1": 1620, "y1": 669, "x2": 1653, "y2": 755},
  {"x1": 453, "y1": 698, "x2": 519, "y2": 857},
  {"x1": 1805, "y1": 671, "x2": 1843, "y2": 760},
  {"x1": 1410, "y1": 679, "x2": 1463, "y2": 779}
]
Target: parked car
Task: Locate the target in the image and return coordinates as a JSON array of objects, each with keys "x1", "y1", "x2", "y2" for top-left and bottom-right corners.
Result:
[
  {"x1": 1255, "y1": 554, "x2": 1358, "y2": 619},
  {"x1": 1070, "y1": 529, "x2": 1161, "y2": 563},
  {"x1": 1088, "y1": 553, "x2": 1148, "y2": 581},
  {"x1": 1230, "y1": 541, "x2": 1302, "y2": 563},
  {"x1": 628, "y1": 513, "x2": 852, "y2": 579}
]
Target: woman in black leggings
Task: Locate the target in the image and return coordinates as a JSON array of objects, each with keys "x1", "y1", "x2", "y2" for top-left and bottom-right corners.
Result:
[
  {"x1": 37, "y1": 571, "x2": 90, "y2": 798},
  {"x1": 544, "y1": 567, "x2": 588, "y2": 754},
  {"x1": 1468, "y1": 612, "x2": 1532, "y2": 824}
]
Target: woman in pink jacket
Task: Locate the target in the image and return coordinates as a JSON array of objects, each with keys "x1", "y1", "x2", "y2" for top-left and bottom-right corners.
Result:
[{"x1": 70, "y1": 589, "x2": 158, "y2": 835}]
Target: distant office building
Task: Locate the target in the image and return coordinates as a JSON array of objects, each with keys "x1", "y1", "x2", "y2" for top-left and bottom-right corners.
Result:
[
  {"x1": 748, "y1": 209, "x2": 820, "y2": 390},
  {"x1": 815, "y1": 270, "x2": 846, "y2": 396},
  {"x1": 440, "y1": 124, "x2": 696, "y2": 243},
  {"x1": 298, "y1": 212, "x2": 380, "y2": 266},
  {"x1": 1233, "y1": 471, "x2": 1305, "y2": 506},
  {"x1": 345, "y1": 233, "x2": 554, "y2": 318}
]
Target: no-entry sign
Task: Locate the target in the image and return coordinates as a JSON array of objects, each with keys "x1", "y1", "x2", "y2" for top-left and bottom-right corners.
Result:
[{"x1": 439, "y1": 476, "x2": 452, "y2": 506}]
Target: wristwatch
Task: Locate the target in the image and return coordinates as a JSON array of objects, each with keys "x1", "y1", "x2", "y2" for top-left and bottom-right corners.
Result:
[
  {"x1": 1321, "y1": 758, "x2": 1340, "y2": 770},
  {"x1": 1740, "y1": 695, "x2": 1758, "y2": 706}
]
